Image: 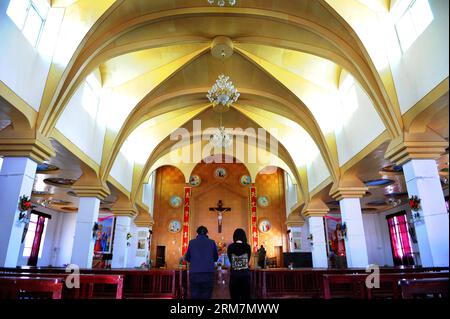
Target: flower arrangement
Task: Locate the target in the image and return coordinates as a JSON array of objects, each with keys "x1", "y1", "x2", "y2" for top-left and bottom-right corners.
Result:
[
  {"x1": 18, "y1": 195, "x2": 32, "y2": 223},
  {"x1": 409, "y1": 196, "x2": 421, "y2": 212},
  {"x1": 18, "y1": 195, "x2": 31, "y2": 212},
  {"x1": 127, "y1": 232, "x2": 132, "y2": 247}
]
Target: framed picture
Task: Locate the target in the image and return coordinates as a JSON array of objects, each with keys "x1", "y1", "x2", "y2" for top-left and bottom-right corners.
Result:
[
  {"x1": 94, "y1": 216, "x2": 115, "y2": 254},
  {"x1": 293, "y1": 239, "x2": 301, "y2": 251},
  {"x1": 240, "y1": 175, "x2": 252, "y2": 186},
  {"x1": 137, "y1": 239, "x2": 146, "y2": 250},
  {"x1": 214, "y1": 167, "x2": 227, "y2": 179},
  {"x1": 258, "y1": 219, "x2": 271, "y2": 233},
  {"x1": 169, "y1": 220, "x2": 181, "y2": 233},
  {"x1": 257, "y1": 195, "x2": 270, "y2": 208},
  {"x1": 169, "y1": 195, "x2": 182, "y2": 208},
  {"x1": 189, "y1": 175, "x2": 201, "y2": 187}
]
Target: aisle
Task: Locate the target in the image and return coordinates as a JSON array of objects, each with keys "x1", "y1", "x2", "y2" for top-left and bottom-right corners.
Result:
[{"x1": 212, "y1": 269, "x2": 230, "y2": 299}]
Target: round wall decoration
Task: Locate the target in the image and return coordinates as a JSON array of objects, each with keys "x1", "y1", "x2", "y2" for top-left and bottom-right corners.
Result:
[
  {"x1": 257, "y1": 195, "x2": 270, "y2": 208},
  {"x1": 189, "y1": 175, "x2": 202, "y2": 187},
  {"x1": 240, "y1": 175, "x2": 252, "y2": 186},
  {"x1": 258, "y1": 219, "x2": 271, "y2": 233},
  {"x1": 168, "y1": 220, "x2": 181, "y2": 233},
  {"x1": 214, "y1": 167, "x2": 227, "y2": 179},
  {"x1": 169, "y1": 195, "x2": 182, "y2": 208}
]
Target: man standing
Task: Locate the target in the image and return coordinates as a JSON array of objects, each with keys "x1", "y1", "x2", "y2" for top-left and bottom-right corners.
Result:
[{"x1": 184, "y1": 226, "x2": 219, "y2": 299}]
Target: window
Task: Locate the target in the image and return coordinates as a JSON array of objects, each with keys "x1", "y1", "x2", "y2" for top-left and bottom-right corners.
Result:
[
  {"x1": 395, "y1": 0, "x2": 434, "y2": 52},
  {"x1": 6, "y1": 0, "x2": 50, "y2": 47},
  {"x1": 387, "y1": 213, "x2": 415, "y2": 266}
]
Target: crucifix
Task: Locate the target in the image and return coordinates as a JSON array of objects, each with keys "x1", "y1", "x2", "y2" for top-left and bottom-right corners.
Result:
[{"x1": 209, "y1": 200, "x2": 231, "y2": 233}]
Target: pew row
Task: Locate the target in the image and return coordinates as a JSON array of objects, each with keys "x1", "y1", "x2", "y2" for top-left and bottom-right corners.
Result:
[
  {"x1": 400, "y1": 278, "x2": 449, "y2": 299},
  {"x1": 0, "y1": 276, "x2": 63, "y2": 299},
  {"x1": 0, "y1": 272, "x2": 123, "y2": 299},
  {"x1": 323, "y1": 271, "x2": 449, "y2": 299}
]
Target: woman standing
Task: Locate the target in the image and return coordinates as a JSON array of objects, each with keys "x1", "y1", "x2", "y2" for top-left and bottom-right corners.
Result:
[{"x1": 227, "y1": 228, "x2": 252, "y2": 299}]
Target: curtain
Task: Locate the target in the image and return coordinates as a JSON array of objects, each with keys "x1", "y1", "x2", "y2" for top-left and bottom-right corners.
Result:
[
  {"x1": 387, "y1": 213, "x2": 414, "y2": 266},
  {"x1": 397, "y1": 214, "x2": 414, "y2": 265},
  {"x1": 387, "y1": 217, "x2": 401, "y2": 265},
  {"x1": 27, "y1": 216, "x2": 45, "y2": 266}
]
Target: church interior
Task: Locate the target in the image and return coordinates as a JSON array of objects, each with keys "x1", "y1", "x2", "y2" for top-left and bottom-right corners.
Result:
[{"x1": 0, "y1": 0, "x2": 449, "y2": 300}]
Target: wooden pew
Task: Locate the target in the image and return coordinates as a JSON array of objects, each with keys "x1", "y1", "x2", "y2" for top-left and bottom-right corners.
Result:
[
  {"x1": 0, "y1": 272, "x2": 123, "y2": 299},
  {"x1": 400, "y1": 278, "x2": 449, "y2": 299},
  {"x1": 323, "y1": 271, "x2": 449, "y2": 299},
  {"x1": 0, "y1": 276, "x2": 63, "y2": 299}
]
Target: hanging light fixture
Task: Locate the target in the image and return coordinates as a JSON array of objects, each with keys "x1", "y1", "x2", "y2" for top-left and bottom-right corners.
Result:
[
  {"x1": 207, "y1": 74, "x2": 240, "y2": 108},
  {"x1": 209, "y1": 113, "x2": 233, "y2": 149},
  {"x1": 208, "y1": 0, "x2": 236, "y2": 6}
]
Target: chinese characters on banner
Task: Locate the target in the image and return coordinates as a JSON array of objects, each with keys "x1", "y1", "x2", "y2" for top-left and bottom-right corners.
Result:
[
  {"x1": 250, "y1": 186, "x2": 258, "y2": 253},
  {"x1": 182, "y1": 187, "x2": 191, "y2": 257}
]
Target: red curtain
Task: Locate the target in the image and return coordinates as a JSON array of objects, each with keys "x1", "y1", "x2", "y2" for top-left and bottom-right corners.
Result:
[
  {"x1": 387, "y1": 217, "x2": 401, "y2": 263},
  {"x1": 27, "y1": 216, "x2": 45, "y2": 266},
  {"x1": 387, "y1": 214, "x2": 414, "y2": 266}
]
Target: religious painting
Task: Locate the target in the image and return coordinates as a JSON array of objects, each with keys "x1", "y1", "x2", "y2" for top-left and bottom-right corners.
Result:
[
  {"x1": 258, "y1": 219, "x2": 271, "y2": 233},
  {"x1": 169, "y1": 195, "x2": 182, "y2": 208},
  {"x1": 214, "y1": 167, "x2": 227, "y2": 179},
  {"x1": 257, "y1": 195, "x2": 270, "y2": 208},
  {"x1": 168, "y1": 220, "x2": 181, "y2": 233},
  {"x1": 137, "y1": 238, "x2": 146, "y2": 250},
  {"x1": 240, "y1": 175, "x2": 252, "y2": 186},
  {"x1": 293, "y1": 238, "x2": 301, "y2": 250},
  {"x1": 94, "y1": 216, "x2": 115, "y2": 253},
  {"x1": 189, "y1": 175, "x2": 201, "y2": 187}
]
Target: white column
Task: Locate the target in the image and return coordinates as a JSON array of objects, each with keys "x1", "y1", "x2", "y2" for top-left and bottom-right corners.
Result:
[
  {"x1": 308, "y1": 217, "x2": 328, "y2": 268},
  {"x1": 111, "y1": 216, "x2": 132, "y2": 268},
  {"x1": 0, "y1": 157, "x2": 37, "y2": 267},
  {"x1": 403, "y1": 159, "x2": 449, "y2": 267},
  {"x1": 70, "y1": 197, "x2": 100, "y2": 268},
  {"x1": 340, "y1": 198, "x2": 369, "y2": 268}
]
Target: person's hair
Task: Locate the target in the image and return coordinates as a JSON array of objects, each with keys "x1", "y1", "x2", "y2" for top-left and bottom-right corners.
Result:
[
  {"x1": 233, "y1": 228, "x2": 247, "y2": 243},
  {"x1": 196, "y1": 226, "x2": 208, "y2": 235}
]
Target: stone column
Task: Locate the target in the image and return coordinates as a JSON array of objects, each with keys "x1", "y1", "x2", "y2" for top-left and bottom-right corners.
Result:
[
  {"x1": 111, "y1": 216, "x2": 132, "y2": 268},
  {"x1": 70, "y1": 182, "x2": 110, "y2": 268},
  {"x1": 331, "y1": 183, "x2": 369, "y2": 268},
  {"x1": 130, "y1": 213, "x2": 154, "y2": 268},
  {"x1": 385, "y1": 134, "x2": 448, "y2": 266},
  {"x1": 302, "y1": 199, "x2": 329, "y2": 268},
  {"x1": 111, "y1": 204, "x2": 138, "y2": 269},
  {"x1": 403, "y1": 159, "x2": 449, "y2": 267},
  {"x1": 0, "y1": 157, "x2": 37, "y2": 267},
  {"x1": 70, "y1": 197, "x2": 101, "y2": 268}
]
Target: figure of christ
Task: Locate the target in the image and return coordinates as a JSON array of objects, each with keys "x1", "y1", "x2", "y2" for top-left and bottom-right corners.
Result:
[{"x1": 209, "y1": 200, "x2": 231, "y2": 233}]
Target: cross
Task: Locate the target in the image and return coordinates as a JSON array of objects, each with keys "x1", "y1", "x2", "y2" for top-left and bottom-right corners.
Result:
[{"x1": 209, "y1": 200, "x2": 231, "y2": 233}]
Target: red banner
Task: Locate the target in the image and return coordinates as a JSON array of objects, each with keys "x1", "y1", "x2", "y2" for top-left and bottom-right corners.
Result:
[
  {"x1": 182, "y1": 187, "x2": 191, "y2": 256},
  {"x1": 250, "y1": 186, "x2": 258, "y2": 253}
]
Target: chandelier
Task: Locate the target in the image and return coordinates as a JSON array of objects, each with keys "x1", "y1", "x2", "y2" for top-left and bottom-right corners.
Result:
[
  {"x1": 207, "y1": 74, "x2": 240, "y2": 108},
  {"x1": 210, "y1": 126, "x2": 233, "y2": 148},
  {"x1": 208, "y1": 0, "x2": 236, "y2": 6}
]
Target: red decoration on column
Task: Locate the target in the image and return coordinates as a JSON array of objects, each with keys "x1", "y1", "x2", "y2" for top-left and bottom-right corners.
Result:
[
  {"x1": 182, "y1": 187, "x2": 192, "y2": 257},
  {"x1": 250, "y1": 186, "x2": 258, "y2": 253}
]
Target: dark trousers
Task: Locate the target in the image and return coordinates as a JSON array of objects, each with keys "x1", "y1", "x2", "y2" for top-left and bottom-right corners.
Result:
[
  {"x1": 189, "y1": 272, "x2": 214, "y2": 299},
  {"x1": 229, "y1": 272, "x2": 251, "y2": 300}
]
